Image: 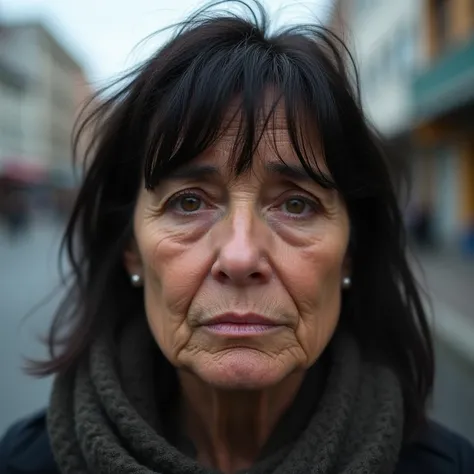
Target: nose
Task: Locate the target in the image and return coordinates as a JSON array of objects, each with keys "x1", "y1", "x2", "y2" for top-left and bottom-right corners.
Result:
[{"x1": 210, "y1": 207, "x2": 272, "y2": 286}]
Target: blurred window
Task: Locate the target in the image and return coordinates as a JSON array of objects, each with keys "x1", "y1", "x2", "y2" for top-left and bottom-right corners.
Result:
[{"x1": 434, "y1": 0, "x2": 450, "y2": 51}]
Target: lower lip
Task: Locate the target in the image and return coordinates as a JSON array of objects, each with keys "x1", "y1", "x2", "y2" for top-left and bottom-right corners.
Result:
[{"x1": 204, "y1": 323, "x2": 279, "y2": 335}]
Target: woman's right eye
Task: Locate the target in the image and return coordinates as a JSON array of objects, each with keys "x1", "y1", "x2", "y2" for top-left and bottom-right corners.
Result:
[
  {"x1": 177, "y1": 195, "x2": 202, "y2": 212},
  {"x1": 166, "y1": 192, "x2": 206, "y2": 214}
]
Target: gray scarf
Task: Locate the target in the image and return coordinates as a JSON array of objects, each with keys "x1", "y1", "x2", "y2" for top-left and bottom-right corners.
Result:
[{"x1": 47, "y1": 318, "x2": 404, "y2": 474}]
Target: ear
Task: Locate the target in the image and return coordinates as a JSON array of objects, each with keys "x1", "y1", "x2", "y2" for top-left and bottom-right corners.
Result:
[{"x1": 123, "y1": 239, "x2": 143, "y2": 278}]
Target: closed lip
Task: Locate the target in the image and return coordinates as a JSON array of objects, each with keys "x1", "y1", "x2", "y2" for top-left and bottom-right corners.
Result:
[{"x1": 203, "y1": 313, "x2": 278, "y2": 326}]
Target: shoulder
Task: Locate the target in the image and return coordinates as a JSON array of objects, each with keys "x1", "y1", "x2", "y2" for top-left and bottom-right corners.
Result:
[
  {"x1": 396, "y1": 420, "x2": 474, "y2": 474},
  {"x1": 0, "y1": 409, "x2": 59, "y2": 474}
]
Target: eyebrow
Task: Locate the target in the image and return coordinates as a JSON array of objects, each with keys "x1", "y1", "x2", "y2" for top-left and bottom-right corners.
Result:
[
  {"x1": 265, "y1": 162, "x2": 316, "y2": 183},
  {"x1": 162, "y1": 165, "x2": 220, "y2": 181},
  {"x1": 264, "y1": 162, "x2": 334, "y2": 188},
  {"x1": 161, "y1": 161, "x2": 332, "y2": 187}
]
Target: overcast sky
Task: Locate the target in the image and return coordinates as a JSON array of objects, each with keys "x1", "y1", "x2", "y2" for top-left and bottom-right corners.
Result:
[{"x1": 2, "y1": 0, "x2": 331, "y2": 86}]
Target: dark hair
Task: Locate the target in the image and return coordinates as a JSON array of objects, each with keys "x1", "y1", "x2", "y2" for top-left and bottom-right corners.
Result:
[{"x1": 31, "y1": 0, "x2": 433, "y2": 438}]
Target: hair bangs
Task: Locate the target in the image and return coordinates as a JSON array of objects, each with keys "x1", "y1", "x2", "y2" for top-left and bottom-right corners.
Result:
[
  {"x1": 139, "y1": 16, "x2": 343, "y2": 191},
  {"x1": 140, "y1": 16, "x2": 267, "y2": 189}
]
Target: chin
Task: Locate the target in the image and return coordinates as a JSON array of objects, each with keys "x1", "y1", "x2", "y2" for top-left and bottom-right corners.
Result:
[{"x1": 191, "y1": 349, "x2": 291, "y2": 390}]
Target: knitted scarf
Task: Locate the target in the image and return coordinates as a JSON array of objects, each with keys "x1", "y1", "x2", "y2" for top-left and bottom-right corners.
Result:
[{"x1": 47, "y1": 318, "x2": 404, "y2": 474}]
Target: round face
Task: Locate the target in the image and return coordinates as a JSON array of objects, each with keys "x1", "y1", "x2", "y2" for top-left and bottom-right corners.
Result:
[{"x1": 126, "y1": 112, "x2": 351, "y2": 390}]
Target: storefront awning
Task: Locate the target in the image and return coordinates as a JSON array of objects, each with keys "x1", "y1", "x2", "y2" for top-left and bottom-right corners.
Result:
[
  {"x1": 0, "y1": 159, "x2": 47, "y2": 184},
  {"x1": 413, "y1": 34, "x2": 474, "y2": 121}
]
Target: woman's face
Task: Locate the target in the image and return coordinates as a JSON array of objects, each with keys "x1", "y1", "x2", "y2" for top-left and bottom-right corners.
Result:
[{"x1": 126, "y1": 111, "x2": 351, "y2": 390}]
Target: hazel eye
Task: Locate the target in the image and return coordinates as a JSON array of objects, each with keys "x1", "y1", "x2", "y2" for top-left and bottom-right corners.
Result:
[
  {"x1": 283, "y1": 198, "x2": 308, "y2": 215},
  {"x1": 177, "y1": 195, "x2": 202, "y2": 212},
  {"x1": 165, "y1": 191, "x2": 207, "y2": 215}
]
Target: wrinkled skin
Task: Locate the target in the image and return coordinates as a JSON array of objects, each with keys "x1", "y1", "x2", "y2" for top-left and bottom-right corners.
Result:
[{"x1": 124, "y1": 106, "x2": 351, "y2": 472}]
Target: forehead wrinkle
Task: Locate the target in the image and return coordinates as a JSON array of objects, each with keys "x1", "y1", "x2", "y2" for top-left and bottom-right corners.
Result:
[
  {"x1": 202, "y1": 126, "x2": 326, "y2": 172},
  {"x1": 195, "y1": 146, "x2": 329, "y2": 187},
  {"x1": 187, "y1": 99, "x2": 325, "y2": 179},
  {"x1": 219, "y1": 99, "x2": 290, "y2": 138}
]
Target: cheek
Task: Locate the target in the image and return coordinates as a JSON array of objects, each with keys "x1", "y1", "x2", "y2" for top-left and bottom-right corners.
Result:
[
  {"x1": 285, "y1": 237, "x2": 346, "y2": 307},
  {"x1": 139, "y1": 228, "x2": 212, "y2": 360},
  {"x1": 282, "y1": 237, "x2": 347, "y2": 363},
  {"x1": 140, "y1": 223, "x2": 204, "y2": 310}
]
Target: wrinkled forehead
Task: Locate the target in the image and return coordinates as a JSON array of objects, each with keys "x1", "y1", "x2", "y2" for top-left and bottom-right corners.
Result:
[
  {"x1": 208, "y1": 100, "x2": 328, "y2": 175},
  {"x1": 220, "y1": 97, "x2": 290, "y2": 137},
  {"x1": 144, "y1": 91, "x2": 333, "y2": 191}
]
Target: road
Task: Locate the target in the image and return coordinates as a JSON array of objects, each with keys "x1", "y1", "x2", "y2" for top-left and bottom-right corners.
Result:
[
  {"x1": 0, "y1": 216, "x2": 62, "y2": 433},
  {"x1": 1, "y1": 216, "x2": 473, "y2": 443}
]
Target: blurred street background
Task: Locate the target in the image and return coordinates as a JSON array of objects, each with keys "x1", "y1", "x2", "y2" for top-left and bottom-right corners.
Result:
[{"x1": 1, "y1": 0, "x2": 473, "y2": 443}]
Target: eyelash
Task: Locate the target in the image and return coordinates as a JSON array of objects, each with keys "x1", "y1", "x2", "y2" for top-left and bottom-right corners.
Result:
[{"x1": 164, "y1": 190, "x2": 323, "y2": 219}]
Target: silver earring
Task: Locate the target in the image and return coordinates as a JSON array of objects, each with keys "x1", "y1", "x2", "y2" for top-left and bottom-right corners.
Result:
[
  {"x1": 130, "y1": 274, "x2": 143, "y2": 287},
  {"x1": 342, "y1": 276, "x2": 352, "y2": 289}
]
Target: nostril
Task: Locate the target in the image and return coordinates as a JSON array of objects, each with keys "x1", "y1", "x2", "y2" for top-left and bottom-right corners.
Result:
[
  {"x1": 215, "y1": 270, "x2": 265, "y2": 284},
  {"x1": 217, "y1": 271, "x2": 229, "y2": 283}
]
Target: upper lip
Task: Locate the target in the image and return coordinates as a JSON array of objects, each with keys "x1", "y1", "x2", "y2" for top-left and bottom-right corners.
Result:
[{"x1": 203, "y1": 313, "x2": 278, "y2": 325}]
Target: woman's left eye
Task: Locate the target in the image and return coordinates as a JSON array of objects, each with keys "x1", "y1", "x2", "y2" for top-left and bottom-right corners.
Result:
[{"x1": 280, "y1": 197, "x2": 317, "y2": 217}]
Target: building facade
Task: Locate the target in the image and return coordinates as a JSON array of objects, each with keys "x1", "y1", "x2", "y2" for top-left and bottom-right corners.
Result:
[
  {"x1": 330, "y1": 0, "x2": 425, "y2": 137},
  {"x1": 0, "y1": 57, "x2": 25, "y2": 160},
  {"x1": 0, "y1": 21, "x2": 91, "y2": 179},
  {"x1": 329, "y1": 0, "x2": 474, "y2": 254},
  {"x1": 412, "y1": 0, "x2": 474, "y2": 252}
]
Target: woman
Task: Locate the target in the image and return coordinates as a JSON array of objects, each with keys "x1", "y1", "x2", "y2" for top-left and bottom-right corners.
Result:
[{"x1": 1, "y1": 2, "x2": 473, "y2": 473}]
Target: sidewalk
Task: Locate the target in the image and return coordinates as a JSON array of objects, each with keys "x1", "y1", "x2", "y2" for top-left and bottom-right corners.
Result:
[
  {"x1": 415, "y1": 250, "x2": 474, "y2": 320},
  {"x1": 413, "y1": 250, "x2": 474, "y2": 363}
]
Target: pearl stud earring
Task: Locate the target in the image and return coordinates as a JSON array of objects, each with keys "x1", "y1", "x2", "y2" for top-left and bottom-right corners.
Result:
[
  {"x1": 342, "y1": 276, "x2": 352, "y2": 289},
  {"x1": 130, "y1": 274, "x2": 143, "y2": 287}
]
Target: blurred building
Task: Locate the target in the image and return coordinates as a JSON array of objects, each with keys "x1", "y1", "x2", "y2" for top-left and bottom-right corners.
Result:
[
  {"x1": 330, "y1": 0, "x2": 425, "y2": 136},
  {"x1": 413, "y1": 0, "x2": 474, "y2": 253},
  {"x1": 0, "y1": 21, "x2": 92, "y2": 185},
  {"x1": 329, "y1": 0, "x2": 474, "y2": 254},
  {"x1": 0, "y1": 56, "x2": 25, "y2": 160}
]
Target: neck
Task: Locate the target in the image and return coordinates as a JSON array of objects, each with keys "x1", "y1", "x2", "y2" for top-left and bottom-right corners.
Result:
[{"x1": 177, "y1": 371, "x2": 305, "y2": 474}]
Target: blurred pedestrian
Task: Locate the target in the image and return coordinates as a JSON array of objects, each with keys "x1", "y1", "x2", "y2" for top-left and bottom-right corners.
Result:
[{"x1": 2, "y1": 187, "x2": 30, "y2": 239}]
